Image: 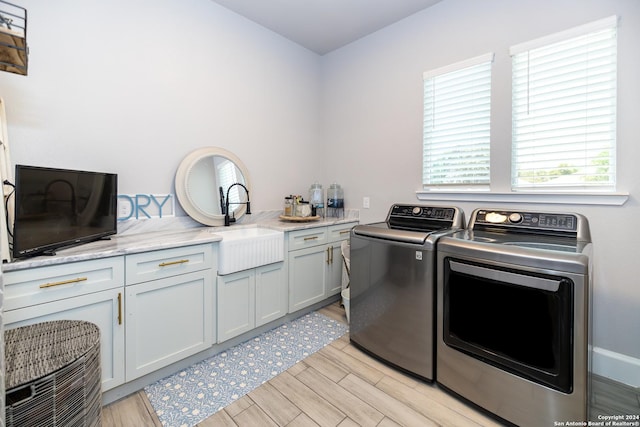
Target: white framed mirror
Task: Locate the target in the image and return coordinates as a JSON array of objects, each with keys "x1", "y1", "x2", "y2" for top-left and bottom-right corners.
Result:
[{"x1": 175, "y1": 147, "x2": 251, "y2": 226}]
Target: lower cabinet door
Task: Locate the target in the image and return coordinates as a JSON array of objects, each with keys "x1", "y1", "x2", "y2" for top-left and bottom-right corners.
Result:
[
  {"x1": 125, "y1": 270, "x2": 213, "y2": 381},
  {"x1": 3, "y1": 288, "x2": 126, "y2": 392},
  {"x1": 217, "y1": 269, "x2": 255, "y2": 343},
  {"x1": 288, "y1": 245, "x2": 327, "y2": 313},
  {"x1": 255, "y1": 262, "x2": 286, "y2": 327},
  {"x1": 326, "y1": 241, "x2": 346, "y2": 296}
]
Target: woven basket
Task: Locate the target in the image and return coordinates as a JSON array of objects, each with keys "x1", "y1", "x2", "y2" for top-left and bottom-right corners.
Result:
[{"x1": 5, "y1": 320, "x2": 102, "y2": 427}]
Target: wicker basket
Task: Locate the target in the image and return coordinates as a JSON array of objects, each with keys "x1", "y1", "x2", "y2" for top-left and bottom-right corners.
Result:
[{"x1": 5, "y1": 320, "x2": 101, "y2": 427}]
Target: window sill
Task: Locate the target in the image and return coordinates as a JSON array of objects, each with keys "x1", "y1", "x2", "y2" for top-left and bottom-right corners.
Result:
[{"x1": 415, "y1": 190, "x2": 628, "y2": 206}]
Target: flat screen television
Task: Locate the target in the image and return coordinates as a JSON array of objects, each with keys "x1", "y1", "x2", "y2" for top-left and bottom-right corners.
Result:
[{"x1": 12, "y1": 165, "x2": 118, "y2": 259}]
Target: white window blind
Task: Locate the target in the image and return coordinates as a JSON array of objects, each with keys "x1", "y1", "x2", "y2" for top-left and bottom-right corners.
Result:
[
  {"x1": 511, "y1": 16, "x2": 617, "y2": 191},
  {"x1": 423, "y1": 53, "x2": 493, "y2": 187}
]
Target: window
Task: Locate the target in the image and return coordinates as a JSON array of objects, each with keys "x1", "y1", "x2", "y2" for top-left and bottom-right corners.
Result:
[
  {"x1": 511, "y1": 16, "x2": 617, "y2": 191},
  {"x1": 423, "y1": 53, "x2": 494, "y2": 188}
]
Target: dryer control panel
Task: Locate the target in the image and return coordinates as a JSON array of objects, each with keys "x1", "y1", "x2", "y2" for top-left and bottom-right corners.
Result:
[{"x1": 472, "y1": 209, "x2": 581, "y2": 235}]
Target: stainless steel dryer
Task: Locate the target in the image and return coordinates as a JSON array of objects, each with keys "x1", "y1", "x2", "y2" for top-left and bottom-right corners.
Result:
[
  {"x1": 436, "y1": 208, "x2": 593, "y2": 426},
  {"x1": 350, "y1": 204, "x2": 464, "y2": 381}
]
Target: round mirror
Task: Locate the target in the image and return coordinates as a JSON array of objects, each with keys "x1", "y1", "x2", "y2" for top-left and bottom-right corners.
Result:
[{"x1": 175, "y1": 147, "x2": 251, "y2": 226}]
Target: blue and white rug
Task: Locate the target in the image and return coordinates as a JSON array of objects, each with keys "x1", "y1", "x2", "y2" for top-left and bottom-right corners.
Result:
[{"x1": 144, "y1": 311, "x2": 348, "y2": 427}]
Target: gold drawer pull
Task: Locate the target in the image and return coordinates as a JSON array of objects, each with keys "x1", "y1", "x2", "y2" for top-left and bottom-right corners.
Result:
[
  {"x1": 339, "y1": 230, "x2": 350, "y2": 235},
  {"x1": 40, "y1": 277, "x2": 88, "y2": 289},
  {"x1": 303, "y1": 236, "x2": 319, "y2": 241},
  {"x1": 159, "y1": 259, "x2": 189, "y2": 267}
]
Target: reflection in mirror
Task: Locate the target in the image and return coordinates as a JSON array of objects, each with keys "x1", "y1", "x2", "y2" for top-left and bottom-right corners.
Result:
[
  {"x1": 214, "y1": 157, "x2": 246, "y2": 214},
  {"x1": 175, "y1": 147, "x2": 250, "y2": 226}
]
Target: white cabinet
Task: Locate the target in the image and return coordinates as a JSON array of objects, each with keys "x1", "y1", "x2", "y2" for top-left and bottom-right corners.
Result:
[
  {"x1": 255, "y1": 262, "x2": 287, "y2": 327},
  {"x1": 3, "y1": 257, "x2": 126, "y2": 391},
  {"x1": 288, "y1": 223, "x2": 355, "y2": 313},
  {"x1": 3, "y1": 243, "x2": 217, "y2": 390},
  {"x1": 125, "y1": 243, "x2": 213, "y2": 284},
  {"x1": 217, "y1": 261, "x2": 286, "y2": 342},
  {"x1": 4, "y1": 288, "x2": 125, "y2": 391},
  {"x1": 288, "y1": 243, "x2": 327, "y2": 312},
  {"x1": 326, "y1": 239, "x2": 346, "y2": 296},
  {"x1": 1, "y1": 221, "x2": 355, "y2": 398},
  {"x1": 125, "y1": 244, "x2": 215, "y2": 381},
  {"x1": 3, "y1": 256, "x2": 124, "y2": 312},
  {"x1": 217, "y1": 269, "x2": 254, "y2": 342}
]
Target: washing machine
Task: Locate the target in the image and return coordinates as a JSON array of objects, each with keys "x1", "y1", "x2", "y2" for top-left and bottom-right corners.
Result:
[
  {"x1": 436, "y1": 208, "x2": 593, "y2": 426},
  {"x1": 350, "y1": 204, "x2": 464, "y2": 381}
]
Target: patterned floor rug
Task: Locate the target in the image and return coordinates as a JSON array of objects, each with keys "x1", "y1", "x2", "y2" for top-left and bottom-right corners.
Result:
[{"x1": 144, "y1": 311, "x2": 348, "y2": 427}]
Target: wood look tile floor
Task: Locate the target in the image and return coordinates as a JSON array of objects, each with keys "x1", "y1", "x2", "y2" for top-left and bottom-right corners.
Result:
[{"x1": 103, "y1": 302, "x2": 640, "y2": 426}]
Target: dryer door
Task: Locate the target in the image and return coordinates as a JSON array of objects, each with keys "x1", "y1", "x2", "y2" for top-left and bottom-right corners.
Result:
[{"x1": 442, "y1": 258, "x2": 574, "y2": 393}]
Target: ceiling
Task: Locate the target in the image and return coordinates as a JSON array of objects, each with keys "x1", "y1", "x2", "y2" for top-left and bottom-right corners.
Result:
[{"x1": 210, "y1": 0, "x2": 443, "y2": 55}]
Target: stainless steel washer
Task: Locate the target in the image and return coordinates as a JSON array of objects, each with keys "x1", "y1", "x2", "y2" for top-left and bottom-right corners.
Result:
[
  {"x1": 350, "y1": 204, "x2": 464, "y2": 381},
  {"x1": 436, "y1": 208, "x2": 592, "y2": 426}
]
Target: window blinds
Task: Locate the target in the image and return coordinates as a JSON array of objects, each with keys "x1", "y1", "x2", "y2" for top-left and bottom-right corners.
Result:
[
  {"x1": 511, "y1": 16, "x2": 617, "y2": 190},
  {"x1": 423, "y1": 53, "x2": 494, "y2": 187}
]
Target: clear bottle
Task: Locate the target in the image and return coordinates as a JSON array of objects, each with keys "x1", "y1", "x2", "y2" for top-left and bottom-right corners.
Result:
[
  {"x1": 309, "y1": 183, "x2": 324, "y2": 217},
  {"x1": 327, "y1": 183, "x2": 344, "y2": 208},
  {"x1": 283, "y1": 196, "x2": 293, "y2": 216}
]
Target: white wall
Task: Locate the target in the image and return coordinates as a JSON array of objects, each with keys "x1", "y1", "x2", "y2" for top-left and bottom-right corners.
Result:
[
  {"x1": 0, "y1": 0, "x2": 322, "y2": 213},
  {"x1": 322, "y1": 0, "x2": 640, "y2": 385}
]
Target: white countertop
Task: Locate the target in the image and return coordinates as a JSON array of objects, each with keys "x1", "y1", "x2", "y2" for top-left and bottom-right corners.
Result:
[{"x1": 3, "y1": 215, "x2": 358, "y2": 272}]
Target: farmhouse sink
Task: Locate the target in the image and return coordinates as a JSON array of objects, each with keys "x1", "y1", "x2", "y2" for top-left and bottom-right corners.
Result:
[{"x1": 215, "y1": 227, "x2": 284, "y2": 274}]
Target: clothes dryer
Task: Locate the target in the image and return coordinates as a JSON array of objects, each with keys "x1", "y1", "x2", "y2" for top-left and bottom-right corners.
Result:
[{"x1": 437, "y1": 208, "x2": 592, "y2": 426}]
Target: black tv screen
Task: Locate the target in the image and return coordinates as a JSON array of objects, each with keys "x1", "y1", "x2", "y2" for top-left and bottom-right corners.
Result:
[{"x1": 12, "y1": 165, "x2": 118, "y2": 259}]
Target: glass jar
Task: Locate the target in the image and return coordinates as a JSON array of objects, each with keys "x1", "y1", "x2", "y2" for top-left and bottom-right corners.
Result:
[
  {"x1": 309, "y1": 183, "x2": 323, "y2": 217},
  {"x1": 296, "y1": 201, "x2": 311, "y2": 217},
  {"x1": 283, "y1": 196, "x2": 293, "y2": 216},
  {"x1": 309, "y1": 183, "x2": 324, "y2": 208},
  {"x1": 327, "y1": 183, "x2": 344, "y2": 208}
]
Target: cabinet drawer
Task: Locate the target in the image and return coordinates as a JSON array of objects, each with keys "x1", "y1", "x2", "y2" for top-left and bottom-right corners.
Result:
[
  {"x1": 3, "y1": 256, "x2": 125, "y2": 311},
  {"x1": 328, "y1": 223, "x2": 356, "y2": 243},
  {"x1": 288, "y1": 227, "x2": 328, "y2": 250},
  {"x1": 126, "y1": 244, "x2": 213, "y2": 285}
]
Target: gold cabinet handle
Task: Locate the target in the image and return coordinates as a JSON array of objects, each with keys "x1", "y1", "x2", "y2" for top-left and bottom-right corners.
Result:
[
  {"x1": 339, "y1": 230, "x2": 350, "y2": 235},
  {"x1": 326, "y1": 247, "x2": 331, "y2": 264},
  {"x1": 159, "y1": 259, "x2": 189, "y2": 267},
  {"x1": 303, "y1": 236, "x2": 318, "y2": 241},
  {"x1": 117, "y1": 292, "x2": 122, "y2": 325},
  {"x1": 330, "y1": 246, "x2": 334, "y2": 264},
  {"x1": 40, "y1": 277, "x2": 88, "y2": 289}
]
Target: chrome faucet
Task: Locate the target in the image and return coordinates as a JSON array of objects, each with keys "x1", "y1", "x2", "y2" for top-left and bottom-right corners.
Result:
[{"x1": 224, "y1": 183, "x2": 251, "y2": 226}]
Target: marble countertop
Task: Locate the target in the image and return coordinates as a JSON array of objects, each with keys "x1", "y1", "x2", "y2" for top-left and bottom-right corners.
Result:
[
  {"x1": 3, "y1": 213, "x2": 358, "y2": 272},
  {"x1": 249, "y1": 215, "x2": 357, "y2": 232}
]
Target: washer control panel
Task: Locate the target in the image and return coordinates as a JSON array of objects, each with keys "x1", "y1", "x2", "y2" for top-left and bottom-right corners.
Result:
[
  {"x1": 390, "y1": 204, "x2": 456, "y2": 220},
  {"x1": 474, "y1": 210, "x2": 578, "y2": 232},
  {"x1": 387, "y1": 204, "x2": 463, "y2": 232}
]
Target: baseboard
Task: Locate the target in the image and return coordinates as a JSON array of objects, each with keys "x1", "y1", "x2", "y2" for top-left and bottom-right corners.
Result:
[{"x1": 592, "y1": 346, "x2": 640, "y2": 388}]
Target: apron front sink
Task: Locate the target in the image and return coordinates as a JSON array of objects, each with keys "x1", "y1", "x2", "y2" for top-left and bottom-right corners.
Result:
[{"x1": 215, "y1": 227, "x2": 284, "y2": 274}]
